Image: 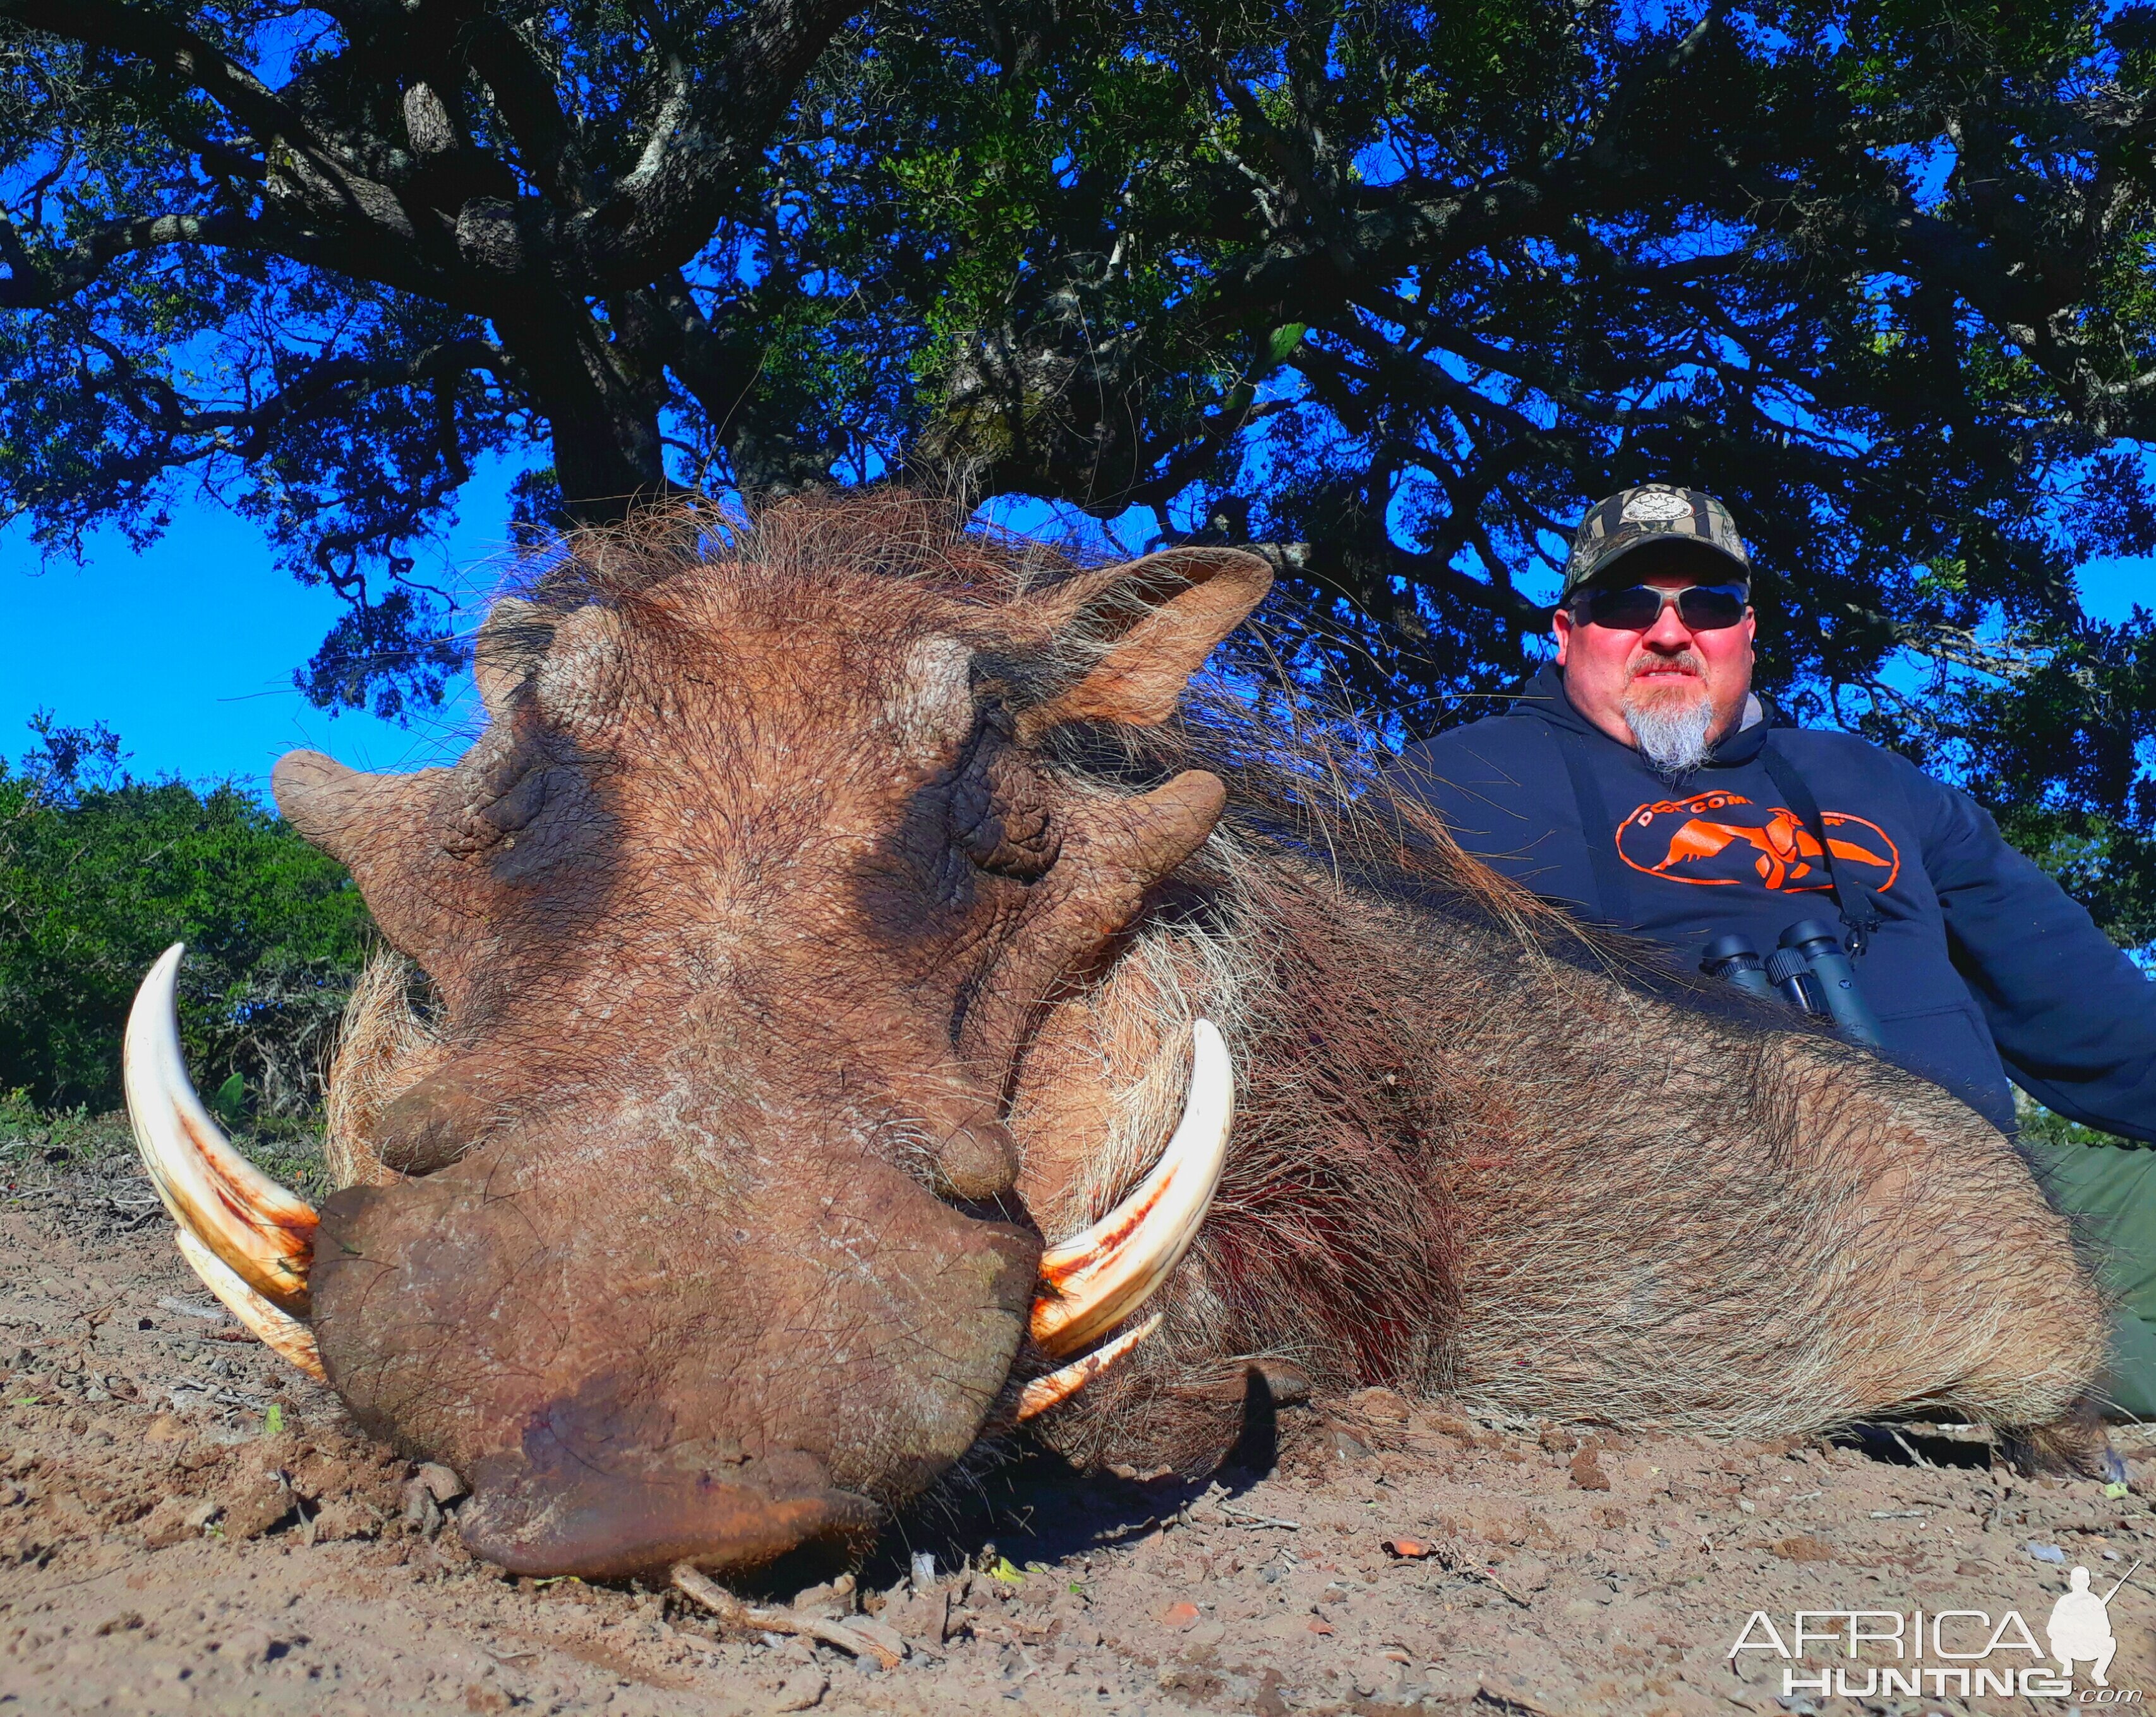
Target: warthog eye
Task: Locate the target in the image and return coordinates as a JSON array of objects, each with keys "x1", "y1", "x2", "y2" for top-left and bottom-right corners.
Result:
[{"x1": 948, "y1": 710, "x2": 1060, "y2": 880}]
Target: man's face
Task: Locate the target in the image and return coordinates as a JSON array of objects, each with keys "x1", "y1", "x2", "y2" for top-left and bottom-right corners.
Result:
[{"x1": 1553, "y1": 563, "x2": 1756, "y2": 757}]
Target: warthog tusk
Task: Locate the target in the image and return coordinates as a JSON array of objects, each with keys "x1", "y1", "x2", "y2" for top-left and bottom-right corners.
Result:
[
  {"x1": 124, "y1": 944, "x2": 320, "y2": 1316},
  {"x1": 1015, "y1": 1313, "x2": 1161, "y2": 1420},
  {"x1": 1030, "y1": 1018, "x2": 1233, "y2": 1361},
  {"x1": 172, "y1": 1227, "x2": 327, "y2": 1382}
]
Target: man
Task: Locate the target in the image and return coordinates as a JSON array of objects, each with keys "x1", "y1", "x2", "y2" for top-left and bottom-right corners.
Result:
[{"x1": 1388, "y1": 485, "x2": 2156, "y2": 1406}]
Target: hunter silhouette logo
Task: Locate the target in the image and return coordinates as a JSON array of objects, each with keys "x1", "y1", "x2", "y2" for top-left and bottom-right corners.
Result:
[
  {"x1": 1617, "y1": 791, "x2": 1901, "y2": 893},
  {"x1": 2051, "y1": 1562, "x2": 2140, "y2": 1687}
]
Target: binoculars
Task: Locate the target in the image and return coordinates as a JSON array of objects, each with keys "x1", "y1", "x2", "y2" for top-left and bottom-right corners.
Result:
[{"x1": 1702, "y1": 919, "x2": 1885, "y2": 1050}]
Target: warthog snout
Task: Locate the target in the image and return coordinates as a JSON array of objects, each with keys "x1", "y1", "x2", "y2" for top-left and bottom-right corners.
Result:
[{"x1": 310, "y1": 1099, "x2": 1042, "y2": 1577}]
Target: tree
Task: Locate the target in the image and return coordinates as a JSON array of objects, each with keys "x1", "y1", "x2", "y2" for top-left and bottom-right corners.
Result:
[
  {"x1": 4, "y1": 0, "x2": 2155, "y2": 938},
  {"x1": 0, "y1": 716, "x2": 373, "y2": 1112},
  {"x1": 0, "y1": 0, "x2": 864, "y2": 714}
]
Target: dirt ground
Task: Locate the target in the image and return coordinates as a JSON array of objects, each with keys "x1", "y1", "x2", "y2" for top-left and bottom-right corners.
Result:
[{"x1": 9, "y1": 1128, "x2": 2156, "y2": 1717}]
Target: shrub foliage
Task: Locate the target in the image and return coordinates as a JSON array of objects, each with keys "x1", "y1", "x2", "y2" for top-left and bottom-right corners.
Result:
[{"x1": 0, "y1": 718, "x2": 371, "y2": 1116}]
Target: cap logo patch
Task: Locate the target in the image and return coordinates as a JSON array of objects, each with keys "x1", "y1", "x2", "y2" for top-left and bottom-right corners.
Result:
[{"x1": 1621, "y1": 488, "x2": 1692, "y2": 524}]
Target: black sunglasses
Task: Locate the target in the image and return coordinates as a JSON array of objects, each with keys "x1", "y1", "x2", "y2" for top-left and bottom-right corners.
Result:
[{"x1": 1573, "y1": 582, "x2": 1750, "y2": 632}]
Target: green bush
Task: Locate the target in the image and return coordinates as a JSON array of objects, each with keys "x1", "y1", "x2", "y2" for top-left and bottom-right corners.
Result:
[
  {"x1": 0, "y1": 717, "x2": 372, "y2": 1118},
  {"x1": 2016, "y1": 1091, "x2": 2143, "y2": 1152}
]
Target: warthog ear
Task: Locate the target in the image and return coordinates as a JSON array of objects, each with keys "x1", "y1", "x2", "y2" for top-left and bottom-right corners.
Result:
[
  {"x1": 1018, "y1": 548, "x2": 1272, "y2": 735},
  {"x1": 272, "y1": 752, "x2": 479, "y2": 1011},
  {"x1": 273, "y1": 751, "x2": 437, "y2": 874}
]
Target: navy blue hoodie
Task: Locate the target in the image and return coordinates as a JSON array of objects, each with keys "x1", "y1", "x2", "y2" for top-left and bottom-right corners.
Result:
[{"x1": 1387, "y1": 663, "x2": 2156, "y2": 1140}]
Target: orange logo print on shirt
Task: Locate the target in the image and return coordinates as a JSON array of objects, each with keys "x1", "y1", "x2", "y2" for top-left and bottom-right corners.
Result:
[{"x1": 1615, "y1": 791, "x2": 1901, "y2": 893}]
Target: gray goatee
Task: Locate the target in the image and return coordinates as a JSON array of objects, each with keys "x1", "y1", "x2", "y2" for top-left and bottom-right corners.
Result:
[{"x1": 1622, "y1": 672, "x2": 1717, "y2": 782}]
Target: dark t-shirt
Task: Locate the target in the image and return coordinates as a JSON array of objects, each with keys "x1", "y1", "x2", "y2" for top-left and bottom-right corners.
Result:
[{"x1": 1387, "y1": 663, "x2": 2156, "y2": 1139}]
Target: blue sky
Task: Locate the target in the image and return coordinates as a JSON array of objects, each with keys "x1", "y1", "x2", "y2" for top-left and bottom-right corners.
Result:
[
  {"x1": 3, "y1": 488, "x2": 508, "y2": 793},
  {"x1": 4, "y1": 488, "x2": 2153, "y2": 797}
]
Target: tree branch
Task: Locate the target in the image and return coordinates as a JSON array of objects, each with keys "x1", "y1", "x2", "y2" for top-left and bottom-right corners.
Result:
[
  {"x1": 0, "y1": 0, "x2": 445, "y2": 293},
  {"x1": 0, "y1": 210, "x2": 249, "y2": 308},
  {"x1": 0, "y1": 0, "x2": 311, "y2": 150},
  {"x1": 0, "y1": 204, "x2": 451, "y2": 307},
  {"x1": 68, "y1": 330, "x2": 512, "y2": 456},
  {"x1": 1242, "y1": 536, "x2": 1552, "y2": 637},
  {"x1": 216, "y1": 340, "x2": 515, "y2": 453},
  {"x1": 554, "y1": 0, "x2": 866, "y2": 287},
  {"x1": 461, "y1": 13, "x2": 597, "y2": 208}
]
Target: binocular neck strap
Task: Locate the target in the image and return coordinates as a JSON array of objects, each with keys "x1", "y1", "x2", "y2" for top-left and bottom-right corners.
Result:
[
  {"x1": 1550, "y1": 726, "x2": 1634, "y2": 929},
  {"x1": 1759, "y1": 738, "x2": 1884, "y2": 958}
]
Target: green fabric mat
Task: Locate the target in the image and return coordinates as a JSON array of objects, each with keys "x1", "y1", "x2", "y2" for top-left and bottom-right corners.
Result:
[{"x1": 2023, "y1": 1136, "x2": 2156, "y2": 1419}]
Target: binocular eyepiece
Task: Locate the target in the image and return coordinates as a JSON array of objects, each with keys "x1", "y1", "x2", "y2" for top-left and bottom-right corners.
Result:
[{"x1": 1702, "y1": 919, "x2": 1885, "y2": 1049}]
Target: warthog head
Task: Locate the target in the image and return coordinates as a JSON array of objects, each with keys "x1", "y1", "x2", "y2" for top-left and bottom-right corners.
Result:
[{"x1": 124, "y1": 500, "x2": 1270, "y2": 1578}]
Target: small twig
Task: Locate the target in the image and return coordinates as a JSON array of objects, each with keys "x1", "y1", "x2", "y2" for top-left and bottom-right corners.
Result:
[
  {"x1": 1430, "y1": 1542, "x2": 1529, "y2": 1606},
  {"x1": 1093, "y1": 1515, "x2": 1159, "y2": 1546},
  {"x1": 1870, "y1": 1509, "x2": 1926, "y2": 1519},
  {"x1": 670, "y1": 1563, "x2": 901, "y2": 1670},
  {"x1": 1464, "y1": 1565, "x2": 1531, "y2": 1608},
  {"x1": 1887, "y1": 1428, "x2": 1936, "y2": 1470},
  {"x1": 1219, "y1": 1502, "x2": 1301, "y2": 1530}
]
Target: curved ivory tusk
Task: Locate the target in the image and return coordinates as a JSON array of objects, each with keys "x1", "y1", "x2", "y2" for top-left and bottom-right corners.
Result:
[
  {"x1": 173, "y1": 1227, "x2": 327, "y2": 1382},
  {"x1": 124, "y1": 944, "x2": 319, "y2": 1315},
  {"x1": 1030, "y1": 1018, "x2": 1233, "y2": 1361},
  {"x1": 1015, "y1": 1313, "x2": 1160, "y2": 1421}
]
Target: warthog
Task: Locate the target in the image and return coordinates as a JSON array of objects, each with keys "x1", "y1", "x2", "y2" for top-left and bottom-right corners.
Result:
[{"x1": 126, "y1": 496, "x2": 2109, "y2": 1582}]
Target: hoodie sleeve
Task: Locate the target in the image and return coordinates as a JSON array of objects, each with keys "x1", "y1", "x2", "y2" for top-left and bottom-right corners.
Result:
[{"x1": 1908, "y1": 761, "x2": 2156, "y2": 1140}]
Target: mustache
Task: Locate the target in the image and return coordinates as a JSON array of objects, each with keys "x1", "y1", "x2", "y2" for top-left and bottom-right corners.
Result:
[{"x1": 1625, "y1": 651, "x2": 1706, "y2": 684}]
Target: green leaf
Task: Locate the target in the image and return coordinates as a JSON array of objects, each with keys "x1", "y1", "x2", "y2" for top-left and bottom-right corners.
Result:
[
  {"x1": 263, "y1": 1401, "x2": 284, "y2": 1437},
  {"x1": 989, "y1": 1556, "x2": 1027, "y2": 1584},
  {"x1": 212, "y1": 1072, "x2": 246, "y2": 1123},
  {"x1": 1265, "y1": 323, "x2": 1308, "y2": 368}
]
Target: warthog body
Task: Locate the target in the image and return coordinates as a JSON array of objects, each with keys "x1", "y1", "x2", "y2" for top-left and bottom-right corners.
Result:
[{"x1": 263, "y1": 498, "x2": 2104, "y2": 1579}]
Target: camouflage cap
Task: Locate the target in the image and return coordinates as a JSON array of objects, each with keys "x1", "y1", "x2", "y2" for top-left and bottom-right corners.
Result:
[{"x1": 1559, "y1": 485, "x2": 1750, "y2": 605}]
